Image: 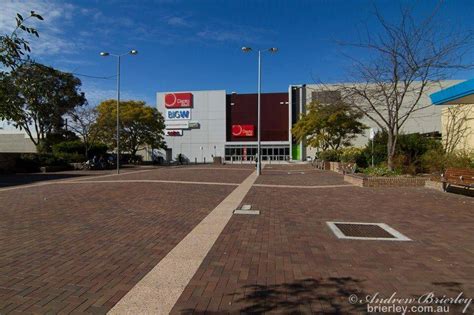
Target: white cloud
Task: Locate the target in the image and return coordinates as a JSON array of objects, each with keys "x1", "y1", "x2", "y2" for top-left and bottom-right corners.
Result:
[
  {"x1": 82, "y1": 81, "x2": 153, "y2": 107},
  {"x1": 196, "y1": 24, "x2": 275, "y2": 44},
  {"x1": 166, "y1": 16, "x2": 191, "y2": 27},
  {"x1": 0, "y1": 0, "x2": 78, "y2": 56}
]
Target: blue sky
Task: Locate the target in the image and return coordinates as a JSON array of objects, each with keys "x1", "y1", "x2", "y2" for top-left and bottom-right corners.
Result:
[{"x1": 1, "y1": 0, "x2": 474, "y2": 107}]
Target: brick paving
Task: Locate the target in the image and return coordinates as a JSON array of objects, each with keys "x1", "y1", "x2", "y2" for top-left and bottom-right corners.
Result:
[
  {"x1": 171, "y1": 167, "x2": 474, "y2": 314},
  {"x1": 257, "y1": 166, "x2": 349, "y2": 186},
  {"x1": 0, "y1": 167, "x2": 237, "y2": 314},
  {"x1": 95, "y1": 167, "x2": 254, "y2": 184},
  {"x1": 2, "y1": 164, "x2": 474, "y2": 314}
]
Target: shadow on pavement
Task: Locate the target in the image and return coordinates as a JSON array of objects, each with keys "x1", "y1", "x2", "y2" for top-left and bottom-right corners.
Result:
[
  {"x1": 181, "y1": 277, "x2": 368, "y2": 314},
  {"x1": 236, "y1": 277, "x2": 367, "y2": 314},
  {"x1": 0, "y1": 173, "x2": 88, "y2": 188}
]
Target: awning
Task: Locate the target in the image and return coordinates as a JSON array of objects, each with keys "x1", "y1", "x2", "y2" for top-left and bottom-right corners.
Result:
[{"x1": 430, "y1": 78, "x2": 474, "y2": 105}]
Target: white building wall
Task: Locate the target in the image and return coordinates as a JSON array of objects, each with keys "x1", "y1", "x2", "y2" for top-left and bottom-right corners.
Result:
[
  {"x1": 301, "y1": 81, "x2": 460, "y2": 158},
  {"x1": 157, "y1": 90, "x2": 226, "y2": 162}
]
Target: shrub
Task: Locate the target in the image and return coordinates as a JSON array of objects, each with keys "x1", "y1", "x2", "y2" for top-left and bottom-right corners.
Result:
[
  {"x1": 87, "y1": 143, "x2": 108, "y2": 159},
  {"x1": 319, "y1": 149, "x2": 342, "y2": 162},
  {"x1": 363, "y1": 165, "x2": 401, "y2": 177},
  {"x1": 340, "y1": 147, "x2": 364, "y2": 163},
  {"x1": 421, "y1": 149, "x2": 474, "y2": 174},
  {"x1": 52, "y1": 140, "x2": 107, "y2": 161},
  {"x1": 16, "y1": 153, "x2": 70, "y2": 172},
  {"x1": 52, "y1": 140, "x2": 83, "y2": 155},
  {"x1": 361, "y1": 131, "x2": 443, "y2": 174}
]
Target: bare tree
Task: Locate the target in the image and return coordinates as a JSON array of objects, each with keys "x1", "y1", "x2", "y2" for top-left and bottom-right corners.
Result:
[
  {"x1": 333, "y1": 6, "x2": 472, "y2": 169},
  {"x1": 68, "y1": 107, "x2": 99, "y2": 158},
  {"x1": 442, "y1": 105, "x2": 474, "y2": 154}
]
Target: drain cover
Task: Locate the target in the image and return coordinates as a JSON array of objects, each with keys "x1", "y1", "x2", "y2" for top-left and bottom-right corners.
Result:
[
  {"x1": 326, "y1": 222, "x2": 411, "y2": 241},
  {"x1": 335, "y1": 223, "x2": 394, "y2": 238}
]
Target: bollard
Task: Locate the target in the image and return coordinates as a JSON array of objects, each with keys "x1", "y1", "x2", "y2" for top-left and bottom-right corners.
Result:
[
  {"x1": 204, "y1": 157, "x2": 206, "y2": 164},
  {"x1": 195, "y1": 157, "x2": 197, "y2": 164}
]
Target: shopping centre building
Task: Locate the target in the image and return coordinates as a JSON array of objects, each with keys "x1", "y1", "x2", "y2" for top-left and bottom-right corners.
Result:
[
  {"x1": 156, "y1": 90, "x2": 291, "y2": 162},
  {"x1": 157, "y1": 81, "x2": 461, "y2": 162}
]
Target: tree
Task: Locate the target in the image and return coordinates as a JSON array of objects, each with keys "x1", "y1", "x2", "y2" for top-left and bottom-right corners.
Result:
[
  {"x1": 95, "y1": 100, "x2": 166, "y2": 157},
  {"x1": 0, "y1": 62, "x2": 86, "y2": 149},
  {"x1": 292, "y1": 100, "x2": 366, "y2": 151},
  {"x1": 442, "y1": 105, "x2": 474, "y2": 154},
  {"x1": 67, "y1": 107, "x2": 101, "y2": 158},
  {"x1": 1, "y1": 11, "x2": 43, "y2": 70},
  {"x1": 333, "y1": 6, "x2": 473, "y2": 170}
]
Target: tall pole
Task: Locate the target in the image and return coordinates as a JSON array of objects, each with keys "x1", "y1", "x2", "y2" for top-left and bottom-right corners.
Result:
[
  {"x1": 371, "y1": 138, "x2": 374, "y2": 168},
  {"x1": 257, "y1": 50, "x2": 261, "y2": 176},
  {"x1": 116, "y1": 55, "x2": 121, "y2": 174}
]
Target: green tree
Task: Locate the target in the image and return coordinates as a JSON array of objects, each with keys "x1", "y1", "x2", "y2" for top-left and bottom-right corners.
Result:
[
  {"x1": 292, "y1": 101, "x2": 366, "y2": 151},
  {"x1": 0, "y1": 62, "x2": 86, "y2": 150},
  {"x1": 1, "y1": 11, "x2": 43, "y2": 69},
  {"x1": 95, "y1": 100, "x2": 166, "y2": 157}
]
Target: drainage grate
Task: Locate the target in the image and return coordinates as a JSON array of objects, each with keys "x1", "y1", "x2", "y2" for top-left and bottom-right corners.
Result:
[
  {"x1": 326, "y1": 222, "x2": 411, "y2": 241},
  {"x1": 335, "y1": 223, "x2": 395, "y2": 238}
]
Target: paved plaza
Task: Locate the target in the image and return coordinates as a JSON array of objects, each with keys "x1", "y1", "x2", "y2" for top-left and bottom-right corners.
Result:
[{"x1": 0, "y1": 164, "x2": 473, "y2": 314}]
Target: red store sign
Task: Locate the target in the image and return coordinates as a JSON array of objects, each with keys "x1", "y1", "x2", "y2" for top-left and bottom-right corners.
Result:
[
  {"x1": 232, "y1": 125, "x2": 254, "y2": 137},
  {"x1": 165, "y1": 93, "x2": 193, "y2": 108}
]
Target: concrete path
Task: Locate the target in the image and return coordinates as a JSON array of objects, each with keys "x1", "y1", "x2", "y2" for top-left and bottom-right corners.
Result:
[{"x1": 108, "y1": 171, "x2": 258, "y2": 315}]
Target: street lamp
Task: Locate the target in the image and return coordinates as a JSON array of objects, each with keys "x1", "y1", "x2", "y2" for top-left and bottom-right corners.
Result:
[
  {"x1": 241, "y1": 46, "x2": 278, "y2": 176},
  {"x1": 100, "y1": 49, "x2": 138, "y2": 174}
]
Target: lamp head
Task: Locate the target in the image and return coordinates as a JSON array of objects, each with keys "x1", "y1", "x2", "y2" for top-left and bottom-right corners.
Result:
[
  {"x1": 241, "y1": 46, "x2": 252, "y2": 53},
  {"x1": 268, "y1": 47, "x2": 278, "y2": 53},
  {"x1": 130, "y1": 49, "x2": 138, "y2": 55},
  {"x1": 100, "y1": 52, "x2": 109, "y2": 56}
]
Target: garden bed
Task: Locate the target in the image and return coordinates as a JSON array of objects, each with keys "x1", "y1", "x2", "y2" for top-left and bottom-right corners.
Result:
[{"x1": 344, "y1": 173, "x2": 428, "y2": 187}]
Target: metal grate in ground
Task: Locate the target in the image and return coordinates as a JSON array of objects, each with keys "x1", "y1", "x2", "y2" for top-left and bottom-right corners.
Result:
[{"x1": 326, "y1": 221, "x2": 411, "y2": 241}]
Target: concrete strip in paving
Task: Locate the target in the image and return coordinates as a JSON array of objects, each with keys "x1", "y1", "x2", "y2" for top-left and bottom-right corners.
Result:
[
  {"x1": 60, "y1": 179, "x2": 239, "y2": 186},
  {"x1": 253, "y1": 183, "x2": 355, "y2": 189},
  {"x1": 108, "y1": 171, "x2": 258, "y2": 315}
]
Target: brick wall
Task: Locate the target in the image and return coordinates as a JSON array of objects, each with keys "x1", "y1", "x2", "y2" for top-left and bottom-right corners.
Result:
[{"x1": 344, "y1": 174, "x2": 427, "y2": 187}]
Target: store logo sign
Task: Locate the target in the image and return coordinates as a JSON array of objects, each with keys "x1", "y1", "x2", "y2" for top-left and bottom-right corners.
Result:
[
  {"x1": 165, "y1": 129, "x2": 183, "y2": 136},
  {"x1": 166, "y1": 109, "x2": 191, "y2": 120},
  {"x1": 232, "y1": 125, "x2": 254, "y2": 137},
  {"x1": 165, "y1": 120, "x2": 189, "y2": 129},
  {"x1": 164, "y1": 93, "x2": 193, "y2": 108}
]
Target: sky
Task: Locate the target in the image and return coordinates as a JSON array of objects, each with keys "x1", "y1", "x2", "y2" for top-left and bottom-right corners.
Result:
[{"x1": 1, "y1": 0, "x2": 474, "y2": 112}]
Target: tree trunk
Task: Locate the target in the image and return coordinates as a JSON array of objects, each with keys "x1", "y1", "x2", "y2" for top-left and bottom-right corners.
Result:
[{"x1": 386, "y1": 131, "x2": 397, "y2": 171}]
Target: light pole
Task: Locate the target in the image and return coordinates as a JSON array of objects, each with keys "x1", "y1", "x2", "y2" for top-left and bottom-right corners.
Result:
[
  {"x1": 242, "y1": 47, "x2": 278, "y2": 176},
  {"x1": 100, "y1": 49, "x2": 138, "y2": 174}
]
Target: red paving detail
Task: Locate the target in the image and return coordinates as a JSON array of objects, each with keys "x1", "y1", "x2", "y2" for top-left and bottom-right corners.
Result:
[
  {"x1": 85, "y1": 167, "x2": 254, "y2": 184},
  {"x1": 171, "y1": 185, "x2": 474, "y2": 314},
  {"x1": 0, "y1": 181, "x2": 235, "y2": 314}
]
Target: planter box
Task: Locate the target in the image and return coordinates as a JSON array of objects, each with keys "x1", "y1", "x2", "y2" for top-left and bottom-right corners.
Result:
[
  {"x1": 344, "y1": 174, "x2": 427, "y2": 187},
  {"x1": 425, "y1": 180, "x2": 444, "y2": 192}
]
